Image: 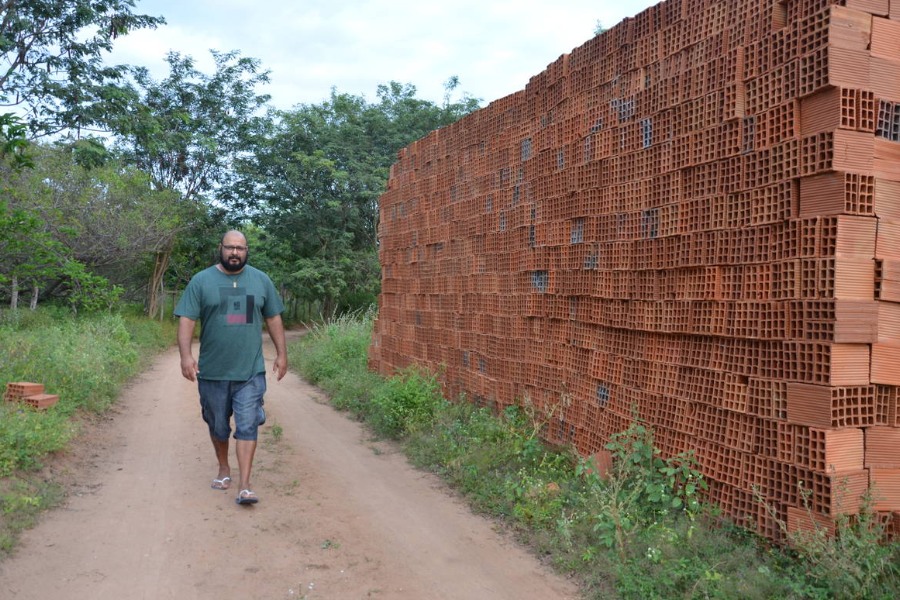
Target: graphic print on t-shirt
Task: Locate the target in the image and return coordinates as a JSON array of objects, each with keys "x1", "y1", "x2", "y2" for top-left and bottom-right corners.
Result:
[{"x1": 219, "y1": 287, "x2": 255, "y2": 325}]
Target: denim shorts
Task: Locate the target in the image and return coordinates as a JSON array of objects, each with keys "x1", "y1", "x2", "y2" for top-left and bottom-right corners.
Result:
[{"x1": 197, "y1": 373, "x2": 267, "y2": 441}]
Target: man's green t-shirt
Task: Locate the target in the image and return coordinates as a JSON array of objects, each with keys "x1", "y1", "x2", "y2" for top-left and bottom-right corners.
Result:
[{"x1": 174, "y1": 265, "x2": 284, "y2": 381}]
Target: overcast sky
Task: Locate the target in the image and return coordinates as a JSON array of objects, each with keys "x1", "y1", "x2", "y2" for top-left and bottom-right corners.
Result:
[{"x1": 108, "y1": 0, "x2": 659, "y2": 111}]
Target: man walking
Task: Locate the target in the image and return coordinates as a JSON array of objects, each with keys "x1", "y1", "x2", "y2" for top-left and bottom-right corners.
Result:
[{"x1": 175, "y1": 230, "x2": 288, "y2": 505}]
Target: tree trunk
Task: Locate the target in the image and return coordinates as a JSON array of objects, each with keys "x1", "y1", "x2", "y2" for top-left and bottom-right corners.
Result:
[
  {"x1": 147, "y1": 250, "x2": 170, "y2": 318},
  {"x1": 10, "y1": 275, "x2": 18, "y2": 310},
  {"x1": 30, "y1": 284, "x2": 38, "y2": 310},
  {"x1": 323, "y1": 296, "x2": 337, "y2": 321}
]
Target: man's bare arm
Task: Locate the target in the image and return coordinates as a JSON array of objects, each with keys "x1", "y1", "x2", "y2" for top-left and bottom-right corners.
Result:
[
  {"x1": 265, "y1": 314, "x2": 288, "y2": 381},
  {"x1": 177, "y1": 316, "x2": 199, "y2": 381}
]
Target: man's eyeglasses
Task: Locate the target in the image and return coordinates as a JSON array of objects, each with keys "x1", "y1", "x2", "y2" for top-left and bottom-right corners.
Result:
[{"x1": 222, "y1": 245, "x2": 248, "y2": 252}]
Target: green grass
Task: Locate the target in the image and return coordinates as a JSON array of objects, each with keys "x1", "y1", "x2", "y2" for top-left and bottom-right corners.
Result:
[
  {"x1": 291, "y1": 309, "x2": 900, "y2": 600},
  {"x1": 0, "y1": 304, "x2": 176, "y2": 557},
  {"x1": 289, "y1": 308, "x2": 383, "y2": 415},
  {"x1": 0, "y1": 477, "x2": 64, "y2": 556}
]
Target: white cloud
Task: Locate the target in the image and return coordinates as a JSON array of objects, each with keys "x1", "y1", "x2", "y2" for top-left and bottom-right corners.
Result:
[{"x1": 110, "y1": 0, "x2": 658, "y2": 109}]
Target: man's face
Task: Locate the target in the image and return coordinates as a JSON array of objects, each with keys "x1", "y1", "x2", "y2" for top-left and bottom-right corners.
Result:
[{"x1": 219, "y1": 237, "x2": 248, "y2": 272}]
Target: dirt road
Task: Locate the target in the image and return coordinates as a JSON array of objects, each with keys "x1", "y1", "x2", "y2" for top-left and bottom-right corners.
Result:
[{"x1": 0, "y1": 336, "x2": 581, "y2": 599}]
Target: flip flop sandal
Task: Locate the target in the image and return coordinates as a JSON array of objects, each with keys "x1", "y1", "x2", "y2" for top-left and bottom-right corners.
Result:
[
  {"x1": 211, "y1": 476, "x2": 231, "y2": 490},
  {"x1": 236, "y1": 489, "x2": 259, "y2": 505}
]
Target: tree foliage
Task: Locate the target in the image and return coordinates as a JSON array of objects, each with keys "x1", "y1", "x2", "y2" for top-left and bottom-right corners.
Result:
[
  {"x1": 0, "y1": 143, "x2": 184, "y2": 307},
  {"x1": 109, "y1": 50, "x2": 272, "y2": 200},
  {"x1": 0, "y1": 198, "x2": 123, "y2": 313},
  {"x1": 0, "y1": 3, "x2": 483, "y2": 319},
  {"x1": 0, "y1": 199, "x2": 52, "y2": 286},
  {"x1": 101, "y1": 49, "x2": 272, "y2": 314},
  {"x1": 0, "y1": 0, "x2": 164, "y2": 137},
  {"x1": 230, "y1": 80, "x2": 480, "y2": 317},
  {"x1": 0, "y1": 113, "x2": 31, "y2": 168}
]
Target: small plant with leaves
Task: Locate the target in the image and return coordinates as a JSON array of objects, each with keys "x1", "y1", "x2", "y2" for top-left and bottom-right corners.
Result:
[
  {"x1": 591, "y1": 420, "x2": 707, "y2": 556},
  {"x1": 269, "y1": 422, "x2": 283, "y2": 443},
  {"x1": 367, "y1": 367, "x2": 444, "y2": 439}
]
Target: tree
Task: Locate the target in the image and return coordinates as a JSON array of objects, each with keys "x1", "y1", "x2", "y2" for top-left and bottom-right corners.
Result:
[
  {"x1": 0, "y1": 200, "x2": 48, "y2": 308},
  {"x1": 0, "y1": 0, "x2": 164, "y2": 137},
  {"x1": 229, "y1": 80, "x2": 480, "y2": 317},
  {"x1": 0, "y1": 112, "x2": 39, "y2": 308},
  {"x1": 106, "y1": 49, "x2": 272, "y2": 314},
  {"x1": 0, "y1": 191, "x2": 124, "y2": 314},
  {"x1": 110, "y1": 49, "x2": 271, "y2": 198},
  {"x1": 1, "y1": 142, "x2": 183, "y2": 309},
  {"x1": 8, "y1": 143, "x2": 185, "y2": 292}
]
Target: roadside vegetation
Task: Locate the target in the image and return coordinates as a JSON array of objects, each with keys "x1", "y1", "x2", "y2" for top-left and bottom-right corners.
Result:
[
  {"x1": 1, "y1": 8, "x2": 897, "y2": 594},
  {"x1": 291, "y1": 310, "x2": 900, "y2": 600},
  {"x1": 0, "y1": 1, "x2": 482, "y2": 566},
  {"x1": 0, "y1": 4, "x2": 480, "y2": 560},
  {"x1": 0, "y1": 306, "x2": 176, "y2": 556}
]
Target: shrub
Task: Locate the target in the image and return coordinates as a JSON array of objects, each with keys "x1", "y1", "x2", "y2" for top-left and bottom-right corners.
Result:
[
  {"x1": 0, "y1": 307, "x2": 176, "y2": 474},
  {"x1": 0, "y1": 405, "x2": 74, "y2": 477},
  {"x1": 290, "y1": 308, "x2": 380, "y2": 416},
  {"x1": 589, "y1": 421, "x2": 706, "y2": 555},
  {"x1": 368, "y1": 367, "x2": 444, "y2": 438},
  {"x1": 776, "y1": 490, "x2": 900, "y2": 599}
]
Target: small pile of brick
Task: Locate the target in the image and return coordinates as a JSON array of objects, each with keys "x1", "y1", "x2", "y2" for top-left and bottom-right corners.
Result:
[{"x1": 3, "y1": 382, "x2": 59, "y2": 410}]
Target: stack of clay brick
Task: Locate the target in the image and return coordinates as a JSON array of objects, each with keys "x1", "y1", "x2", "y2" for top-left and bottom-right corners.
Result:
[
  {"x1": 3, "y1": 382, "x2": 59, "y2": 410},
  {"x1": 370, "y1": 0, "x2": 900, "y2": 542}
]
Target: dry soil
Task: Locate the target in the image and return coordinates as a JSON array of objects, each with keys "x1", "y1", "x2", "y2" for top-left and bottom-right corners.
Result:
[{"x1": 0, "y1": 333, "x2": 581, "y2": 600}]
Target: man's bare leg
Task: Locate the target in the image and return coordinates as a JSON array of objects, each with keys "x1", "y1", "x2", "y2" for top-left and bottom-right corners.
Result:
[
  {"x1": 235, "y1": 439, "x2": 258, "y2": 499},
  {"x1": 211, "y1": 436, "x2": 231, "y2": 489}
]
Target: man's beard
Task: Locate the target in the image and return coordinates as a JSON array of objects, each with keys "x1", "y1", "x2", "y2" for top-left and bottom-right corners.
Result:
[{"x1": 219, "y1": 252, "x2": 247, "y2": 272}]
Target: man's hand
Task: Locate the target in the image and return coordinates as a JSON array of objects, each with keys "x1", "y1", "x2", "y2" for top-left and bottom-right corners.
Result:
[
  {"x1": 180, "y1": 356, "x2": 199, "y2": 382},
  {"x1": 272, "y1": 354, "x2": 288, "y2": 381},
  {"x1": 265, "y1": 314, "x2": 289, "y2": 382}
]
